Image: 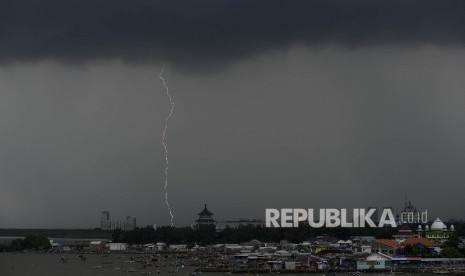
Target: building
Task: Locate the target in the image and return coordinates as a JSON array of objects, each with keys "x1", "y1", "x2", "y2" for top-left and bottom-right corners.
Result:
[
  {"x1": 417, "y1": 217, "x2": 455, "y2": 245},
  {"x1": 89, "y1": 241, "x2": 107, "y2": 252},
  {"x1": 101, "y1": 211, "x2": 110, "y2": 230},
  {"x1": 402, "y1": 237, "x2": 436, "y2": 256},
  {"x1": 358, "y1": 254, "x2": 465, "y2": 271},
  {"x1": 196, "y1": 204, "x2": 215, "y2": 229},
  {"x1": 372, "y1": 236, "x2": 437, "y2": 257},
  {"x1": 393, "y1": 225, "x2": 419, "y2": 243},
  {"x1": 49, "y1": 238, "x2": 111, "y2": 251},
  {"x1": 109, "y1": 243, "x2": 127, "y2": 251},
  {"x1": 100, "y1": 211, "x2": 136, "y2": 231},
  {"x1": 372, "y1": 239, "x2": 399, "y2": 255},
  {"x1": 357, "y1": 253, "x2": 392, "y2": 270}
]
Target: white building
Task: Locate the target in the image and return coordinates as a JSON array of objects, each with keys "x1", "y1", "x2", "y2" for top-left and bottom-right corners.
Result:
[
  {"x1": 109, "y1": 243, "x2": 127, "y2": 251},
  {"x1": 417, "y1": 217, "x2": 455, "y2": 244},
  {"x1": 357, "y1": 253, "x2": 392, "y2": 270}
]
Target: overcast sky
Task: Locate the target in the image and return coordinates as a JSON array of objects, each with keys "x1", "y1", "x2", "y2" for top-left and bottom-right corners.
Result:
[{"x1": 1, "y1": 0, "x2": 465, "y2": 228}]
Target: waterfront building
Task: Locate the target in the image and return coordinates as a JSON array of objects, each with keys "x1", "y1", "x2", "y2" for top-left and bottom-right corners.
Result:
[
  {"x1": 357, "y1": 252, "x2": 392, "y2": 270},
  {"x1": 358, "y1": 253, "x2": 465, "y2": 271},
  {"x1": 49, "y1": 238, "x2": 111, "y2": 251},
  {"x1": 195, "y1": 204, "x2": 215, "y2": 229}
]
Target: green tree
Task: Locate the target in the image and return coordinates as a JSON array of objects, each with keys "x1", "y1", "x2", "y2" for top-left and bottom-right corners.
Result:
[
  {"x1": 112, "y1": 228, "x2": 122, "y2": 242},
  {"x1": 443, "y1": 235, "x2": 460, "y2": 248},
  {"x1": 404, "y1": 244, "x2": 419, "y2": 256},
  {"x1": 442, "y1": 247, "x2": 463, "y2": 258},
  {"x1": 8, "y1": 239, "x2": 24, "y2": 251},
  {"x1": 22, "y1": 235, "x2": 51, "y2": 251}
]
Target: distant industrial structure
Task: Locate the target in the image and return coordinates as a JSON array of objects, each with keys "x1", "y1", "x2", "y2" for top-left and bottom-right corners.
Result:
[{"x1": 100, "y1": 211, "x2": 136, "y2": 231}]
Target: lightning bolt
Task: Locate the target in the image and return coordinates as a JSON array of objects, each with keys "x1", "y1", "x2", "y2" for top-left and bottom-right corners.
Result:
[{"x1": 159, "y1": 65, "x2": 175, "y2": 227}]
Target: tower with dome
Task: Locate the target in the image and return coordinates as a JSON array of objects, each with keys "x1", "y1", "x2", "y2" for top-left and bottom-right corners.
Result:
[{"x1": 417, "y1": 217, "x2": 455, "y2": 245}]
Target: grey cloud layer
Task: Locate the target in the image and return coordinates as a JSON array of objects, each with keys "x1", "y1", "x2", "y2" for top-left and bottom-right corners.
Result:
[
  {"x1": 2, "y1": 47, "x2": 465, "y2": 227},
  {"x1": 1, "y1": 0, "x2": 465, "y2": 68}
]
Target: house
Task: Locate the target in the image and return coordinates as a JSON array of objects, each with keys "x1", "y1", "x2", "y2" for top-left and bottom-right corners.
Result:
[
  {"x1": 142, "y1": 243, "x2": 155, "y2": 251},
  {"x1": 357, "y1": 252, "x2": 392, "y2": 270},
  {"x1": 351, "y1": 236, "x2": 374, "y2": 253},
  {"x1": 351, "y1": 236, "x2": 376, "y2": 245},
  {"x1": 401, "y1": 237, "x2": 436, "y2": 256},
  {"x1": 155, "y1": 242, "x2": 166, "y2": 251},
  {"x1": 393, "y1": 225, "x2": 418, "y2": 242},
  {"x1": 372, "y1": 239, "x2": 399, "y2": 255},
  {"x1": 265, "y1": 260, "x2": 283, "y2": 270},
  {"x1": 337, "y1": 240, "x2": 353, "y2": 249},
  {"x1": 89, "y1": 241, "x2": 107, "y2": 252},
  {"x1": 109, "y1": 243, "x2": 127, "y2": 251},
  {"x1": 360, "y1": 245, "x2": 372, "y2": 254},
  {"x1": 284, "y1": 261, "x2": 304, "y2": 270}
]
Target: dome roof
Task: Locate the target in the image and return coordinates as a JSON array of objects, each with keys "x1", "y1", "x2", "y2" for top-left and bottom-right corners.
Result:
[{"x1": 430, "y1": 217, "x2": 447, "y2": 230}]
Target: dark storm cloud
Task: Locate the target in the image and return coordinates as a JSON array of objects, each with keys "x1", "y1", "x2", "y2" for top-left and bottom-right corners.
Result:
[{"x1": 1, "y1": 0, "x2": 465, "y2": 68}]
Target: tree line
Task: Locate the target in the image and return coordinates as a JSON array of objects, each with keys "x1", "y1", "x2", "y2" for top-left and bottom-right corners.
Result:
[{"x1": 0, "y1": 235, "x2": 51, "y2": 252}]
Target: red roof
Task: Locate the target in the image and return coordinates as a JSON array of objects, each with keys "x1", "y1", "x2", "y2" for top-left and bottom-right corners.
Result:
[
  {"x1": 373, "y1": 239, "x2": 399, "y2": 248},
  {"x1": 403, "y1": 238, "x2": 435, "y2": 248}
]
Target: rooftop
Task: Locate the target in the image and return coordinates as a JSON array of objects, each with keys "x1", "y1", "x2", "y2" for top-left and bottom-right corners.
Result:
[
  {"x1": 198, "y1": 204, "x2": 214, "y2": 216},
  {"x1": 373, "y1": 239, "x2": 399, "y2": 248},
  {"x1": 403, "y1": 237, "x2": 435, "y2": 248}
]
